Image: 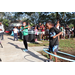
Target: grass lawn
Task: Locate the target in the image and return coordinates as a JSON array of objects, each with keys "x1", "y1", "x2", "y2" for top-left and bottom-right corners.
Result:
[
  {"x1": 18, "y1": 39, "x2": 49, "y2": 47},
  {"x1": 28, "y1": 40, "x2": 49, "y2": 47},
  {"x1": 38, "y1": 38, "x2": 75, "y2": 62}
]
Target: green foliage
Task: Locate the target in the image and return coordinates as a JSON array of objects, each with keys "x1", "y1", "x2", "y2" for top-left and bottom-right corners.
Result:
[
  {"x1": 30, "y1": 23, "x2": 34, "y2": 26},
  {"x1": 3, "y1": 19, "x2": 9, "y2": 27},
  {"x1": 69, "y1": 24, "x2": 74, "y2": 28}
]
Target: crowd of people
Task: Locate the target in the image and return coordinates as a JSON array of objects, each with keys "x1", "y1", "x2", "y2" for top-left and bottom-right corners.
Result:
[{"x1": 10, "y1": 21, "x2": 74, "y2": 42}]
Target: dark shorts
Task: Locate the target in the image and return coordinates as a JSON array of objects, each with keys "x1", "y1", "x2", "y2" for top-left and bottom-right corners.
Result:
[{"x1": 49, "y1": 45, "x2": 58, "y2": 52}]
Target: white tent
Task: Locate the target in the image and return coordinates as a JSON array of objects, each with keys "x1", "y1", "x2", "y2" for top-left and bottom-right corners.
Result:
[{"x1": 9, "y1": 23, "x2": 22, "y2": 27}]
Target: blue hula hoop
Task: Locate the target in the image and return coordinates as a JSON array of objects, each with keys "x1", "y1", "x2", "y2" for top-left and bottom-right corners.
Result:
[{"x1": 43, "y1": 48, "x2": 75, "y2": 62}]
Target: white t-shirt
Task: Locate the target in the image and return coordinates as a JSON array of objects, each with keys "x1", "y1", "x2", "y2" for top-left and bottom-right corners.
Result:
[
  {"x1": 0, "y1": 24, "x2": 4, "y2": 33},
  {"x1": 13, "y1": 28, "x2": 18, "y2": 33},
  {"x1": 56, "y1": 23, "x2": 60, "y2": 29},
  {"x1": 57, "y1": 25, "x2": 59, "y2": 29},
  {"x1": 63, "y1": 29, "x2": 65, "y2": 34}
]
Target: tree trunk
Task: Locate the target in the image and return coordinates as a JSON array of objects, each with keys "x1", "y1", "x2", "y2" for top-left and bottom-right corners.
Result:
[{"x1": 56, "y1": 12, "x2": 59, "y2": 20}]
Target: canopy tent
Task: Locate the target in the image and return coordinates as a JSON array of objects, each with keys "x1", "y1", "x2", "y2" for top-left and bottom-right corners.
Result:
[{"x1": 9, "y1": 23, "x2": 22, "y2": 27}]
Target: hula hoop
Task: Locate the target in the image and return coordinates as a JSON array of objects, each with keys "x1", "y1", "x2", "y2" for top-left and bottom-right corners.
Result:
[
  {"x1": 21, "y1": 31, "x2": 42, "y2": 34},
  {"x1": 43, "y1": 48, "x2": 75, "y2": 62}
]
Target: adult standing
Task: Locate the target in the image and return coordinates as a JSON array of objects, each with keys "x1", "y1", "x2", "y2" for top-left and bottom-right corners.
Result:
[
  {"x1": 38, "y1": 23, "x2": 42, "y2": 40},
  {"x1": 41, "y1": 24, "x2": 45, "y2": 40},
  {"x1": 65, "y1": 25, "x2": 70, "y2": 39},
  {"x1": 56, "y1": 20, "x2": 60, "y2": 29},
  {"x1": 60, "y1": 26, "x2": 63, "y2": 39},
  {"x1": 21, "y1": 21, "x2": 29, "y2": 52},
  {"x1": 0, "y1": 22, "x2": 4, "y2": 40},
  {"x1": 55, "y1": 20, "x2": 60, "y2": 41}
]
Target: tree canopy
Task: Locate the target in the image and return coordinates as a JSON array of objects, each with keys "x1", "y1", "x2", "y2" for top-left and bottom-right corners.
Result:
[{"x1": 0, "y1": 12, "x2": 75, "y2": 27}]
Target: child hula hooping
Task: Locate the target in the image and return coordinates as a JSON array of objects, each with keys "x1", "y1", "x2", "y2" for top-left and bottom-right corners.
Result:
[
  {"x1": 46, "y1": 21, "x2": 62, "y2": 62},
  {"x1": 21, "y1": 21, "x2": 30, "y2": 52}
]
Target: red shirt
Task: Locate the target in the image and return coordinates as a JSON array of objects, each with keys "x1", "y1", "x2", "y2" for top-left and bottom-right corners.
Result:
[{"x1": 40, "y1": 26, "x2": 45, "y2": 32}]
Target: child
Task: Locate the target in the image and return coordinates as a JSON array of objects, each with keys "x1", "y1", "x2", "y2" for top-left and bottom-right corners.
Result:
[
  {"x1": 34, "y1": 26, "x2": 38, "y2": 42},
  {"x1": 13, "y1": 26, "x2": 18, "y2": 41},
  {"x1": 46, "y1": 21, "x2": 62, "y2": 62},
  {"x1": 21, "y1": 21, "x2": 29, "y2": 52}
]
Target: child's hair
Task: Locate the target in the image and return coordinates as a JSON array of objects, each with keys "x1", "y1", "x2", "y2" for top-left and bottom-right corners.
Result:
[
  {"x1": 22, "y1": 21, "x2": 28, "y2": 26},
  {"x1": 46, "y1": 21, "x2": 53, "y2": 26}
]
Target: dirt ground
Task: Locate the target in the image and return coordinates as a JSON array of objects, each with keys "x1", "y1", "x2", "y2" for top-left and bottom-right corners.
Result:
[{"x1": 57, "y1": 49, "x2": 75, "y2": 62}]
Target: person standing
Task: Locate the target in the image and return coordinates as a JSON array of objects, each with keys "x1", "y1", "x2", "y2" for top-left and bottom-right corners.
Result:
[
  {"x1": 55, "y1": 20, "x2": 60, "y2": 41},
  {"x1": 13, "y1": 26, "x2": 18, "y2": 41},
  {"x1": 56, "y1": 20, "x2": 60, "y2": 29},
  {"x1": 34, "y1": 26, "x2": 38, "y2": 42},
  {"x1": 60, "y1": 26, "x2": 63, "y2": 39},
  {"x1": 65, "y1": 25, "x2": 70, "y2": 39},
  {"x1": 46, "y1": 21, "x2": 62, "y2": 62},
  {"x1": 0, "y1": 22, "x2": 4, "y2": 40},
  {"x1": 38, "y1": 23, "x2": 42, "y2": 40},
  {"x1": 41, "y1": 24, "x2": 45, "y2": 40},
  {"x1": 21, "y1": 21, "x2": 29, "y2": 52}
]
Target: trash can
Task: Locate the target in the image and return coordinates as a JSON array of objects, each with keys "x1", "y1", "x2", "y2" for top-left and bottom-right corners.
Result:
[
  {"x1": 19, "y1": 31, "x2": 23, "y2": 39},
  {"x1": 28, "y1": 30, "x2": 35, "y2": 42}
]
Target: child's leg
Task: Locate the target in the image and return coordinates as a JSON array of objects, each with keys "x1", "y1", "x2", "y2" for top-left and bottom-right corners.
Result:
[
  {"x1": 48, "y1": 51, "x2": 52, "y2": 59},
  {"x1": 53, "y1": 52, "x2": 57, "y2": 62},
  {"x1": 53, "y1": 45, "x2": 58, "y2": 62},
  {"x1": 14, "y1": 33, "x2": 15, "y2": 41},
  {"x1": 16, "y1": 33, "x2": 18, "y2": 40}
]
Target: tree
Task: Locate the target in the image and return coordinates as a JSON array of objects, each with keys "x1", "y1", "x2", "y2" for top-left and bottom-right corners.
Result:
[{"x1": 2, "y1": 19, "x2": 10, "y2": 30}]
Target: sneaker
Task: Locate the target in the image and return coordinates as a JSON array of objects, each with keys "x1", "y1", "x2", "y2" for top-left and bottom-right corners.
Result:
[
  {"x1": 45, "y1": 60, "x2": 49, "y2": 62},
  {"x1": 23, "y1": 49, "x2": 28, "y2": 52},
  {"x1": 48, "y1": 59, "x2": 53, "y2": 62},
  {"x1": 45, "y1": 59, "x2": 53, "y2": 62}
]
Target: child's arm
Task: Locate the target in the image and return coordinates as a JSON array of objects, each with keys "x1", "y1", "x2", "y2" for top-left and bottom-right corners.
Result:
[
  {"x1": 24, "y1": 25, "x2": 30, "y2": 29},
  {"x1": 53, "y1": 32, "x2": 62, "y2": 39},
  {"x1": 53, "y1": 27, "x2": 63, "y2": 39}
]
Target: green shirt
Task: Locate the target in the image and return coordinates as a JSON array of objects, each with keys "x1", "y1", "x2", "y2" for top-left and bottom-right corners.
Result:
[
  {"x1": 60, "y1": 27, "x2": 63, "y2": 32},
  {"x1": 21, "y1": 25, "x2": 28, "y2": 36}
]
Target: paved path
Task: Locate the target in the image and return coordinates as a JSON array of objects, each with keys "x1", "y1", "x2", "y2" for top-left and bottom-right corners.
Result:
[{"x1": 0, "y1": 34, "x2": 47, "y2": 62}]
